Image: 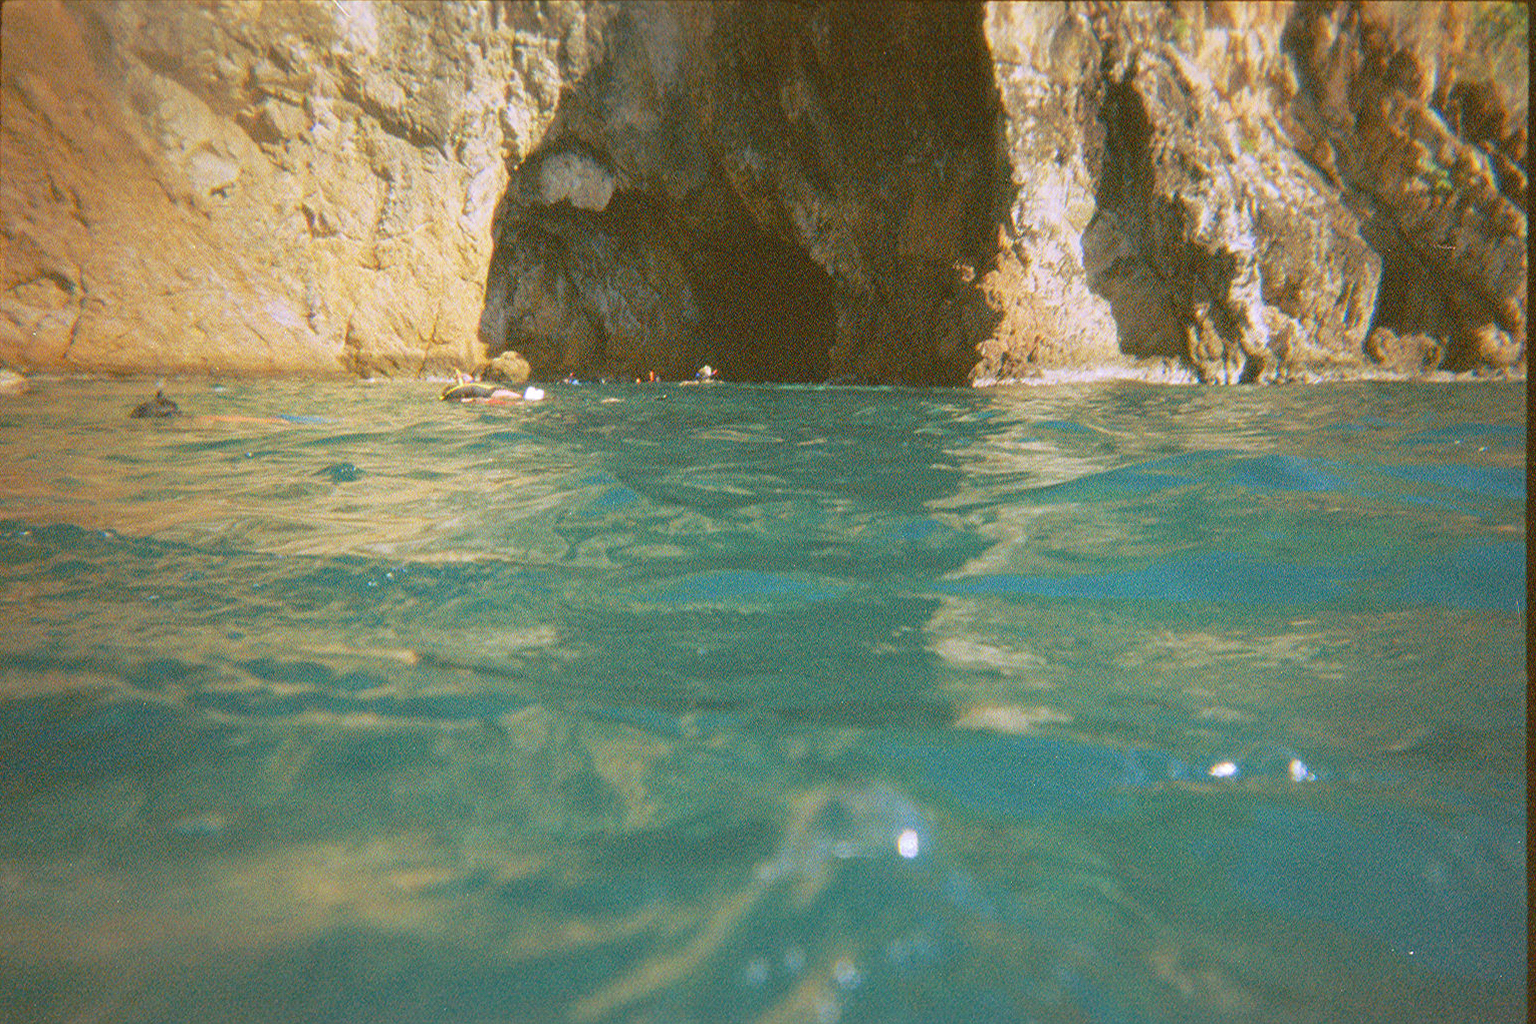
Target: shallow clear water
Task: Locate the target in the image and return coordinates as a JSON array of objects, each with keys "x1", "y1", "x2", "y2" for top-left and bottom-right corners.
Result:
[{"x1": 0, "y1": 376, "x2": 1525, "y2": 1023}]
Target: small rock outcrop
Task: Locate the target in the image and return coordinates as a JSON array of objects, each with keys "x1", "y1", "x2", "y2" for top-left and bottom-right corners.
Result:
[
  {"x1": 128, "y1": 388, "x2": 179, "y2": 418},
  {"x1": 479, "y1": 349, "x2": 530, "y2": 384}
]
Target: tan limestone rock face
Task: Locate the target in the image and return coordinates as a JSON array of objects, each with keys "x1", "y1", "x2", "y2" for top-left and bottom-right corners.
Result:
[
  {"x1": 1366, "y1": 326, "x2": 1443, "y2": 374},
  {"x1": 2, "y1": 0, "x2": 317, "y2": 374},
  {"x1": 983, "y1": 1, "x2": 1389, "y2": 384},
  {"x1": 1281, "y1": 1, "x2": 1526, "y2": 373},
  {"x1": 977, "y1": 0, "x2": 1523, "y2": 383},
  {"x1": 1, "y1": 0, "x2": 570, "y2": 377},
  {"x1": 480, "y1": 351, "x2": 530, "y2": 384},
  {"x1": 972, "y1": 2, "x2": 1120, "y2": 383},
  {"x1": 2, "y1": 1, "x2": 1524, "y2": 383}
]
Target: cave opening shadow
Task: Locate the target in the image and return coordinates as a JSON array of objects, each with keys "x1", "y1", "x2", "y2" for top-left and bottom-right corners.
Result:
[
  {"x1": 1081, "y1": 65, "x2": 1193, "y2": 367},
  {"x1": 476, "y1": 2, "x2": 1011, "y2": 386}
]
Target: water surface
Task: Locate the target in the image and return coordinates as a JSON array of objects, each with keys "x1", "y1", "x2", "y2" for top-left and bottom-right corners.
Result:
[{"x1": 0, "y1": 377, "x2": 1526, "y2": 1022}]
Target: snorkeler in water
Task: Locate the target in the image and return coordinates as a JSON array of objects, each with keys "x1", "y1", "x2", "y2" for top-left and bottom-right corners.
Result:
[
  {"x1": 441, "y1": 372, "x2": 545, "y2": 403},
  {"x1": 128, "y1": 386, "x2": 329, "y2": 424},
  {"x1": 129, "y1": 389, "x2": 181, "y2": 418}
]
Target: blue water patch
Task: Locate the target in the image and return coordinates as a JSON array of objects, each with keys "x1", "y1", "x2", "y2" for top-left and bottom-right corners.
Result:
[
  {"x1": 1229, "y1": 454, "x2": 1354, "y2": 492},
  {"x1": 318, "y1": 461, "x2": 364, "y2": 483},
  {"x1": 1375, "y1": 462, "x2": 1525, "y2": 501},
  {"x1": 187, "y1": 686, "x2": 531, "y2": 723},
  {"x1": 1386, "y1": 541, "x2": 1526, "y2": 612},
  {"x1": 638, "y1": 570, "x2": 847, "y2": 606},
  {"x1": 592, "y1": 485, "x2": 642, "y2": 509},
  {"x1": 885, "y1": 735, "x2": 1191, "y2": 820},
  {"x1": 1337, "y1": 415, "x2": 1398, "y2": 431},
  {"x1": 239, "y1": 657, "x2": 386, "y2": 692},
  {"x1": 1036, "y1": 419, "x2": 1095, "y2": 433},
  {"x1": 1029, "y1": 450, "x2": 1387, "y2": 503},
  {"x1": 936, "y1": 549, "x2": 1356, "y2": 605},
  {"x1": 892, "y1": 518, "x2": 948, "y2": 543},
  {"x1": 1404, "y1": 423, "x2": 1525, "y2": 447},
  {"x1": 462, "y1": 428, "x2": 538, "y2": 451},
  {"x1": 0, "y1": 695, "x2": 213, "y2": 784},
  {"x1": 1194, "y1": 800, "x2": 1527, "y2": 984},
  {"x1": 939, "y1": 540, "x2": 1525, "y2": 612},
  {"x1": 1023, "y1": 451, "x2": 1520, "y2": 516},
  {"x1": 1027, "y1": 457, "x2": 1197, "y2": 500}
]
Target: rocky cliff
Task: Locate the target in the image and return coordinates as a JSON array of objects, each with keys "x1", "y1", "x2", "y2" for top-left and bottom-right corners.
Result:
[
  {"x1": 1, "y1": 1, "x2": 1526, "y2": 383},
  {"x1": 2, "y1": 0, "x2": 534, "y2": 376}
]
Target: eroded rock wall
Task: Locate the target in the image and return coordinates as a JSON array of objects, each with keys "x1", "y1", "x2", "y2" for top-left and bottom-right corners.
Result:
[
  {"x1": 1281, "y1": 1, "x2": 1527, "y2": 371},
  {"x1": 1026, "y1": 1, "x2": 1387, "y2": 384},
  {"x1": 2, "y1": 1, "x2": 1526, "y2": 383},
  {"x1": 2, "y1": 0, "x2": 571, "y2": 376},
  {"x1": 477, "y1": 1, "x2": 1008, "y2": 384},
  {"x1": 977, "y1": 0, "x2": 1523, "y2": 383},
  {"x1": 478, "y1": 0, "x2": 1525, "y2": 384}
]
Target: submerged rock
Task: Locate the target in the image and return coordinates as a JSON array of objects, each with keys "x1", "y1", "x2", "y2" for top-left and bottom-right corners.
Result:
[{"x1": 0, "y1": 1, "x2": 1525, "y2": 383}]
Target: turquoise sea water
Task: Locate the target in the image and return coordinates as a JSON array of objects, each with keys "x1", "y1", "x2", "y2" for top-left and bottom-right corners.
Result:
[{"x1": 0, "y1": 377, "x2": 1526, "y2": 1023}]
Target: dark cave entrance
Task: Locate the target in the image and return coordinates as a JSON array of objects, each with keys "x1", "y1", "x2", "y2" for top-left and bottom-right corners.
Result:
[
  {"x1": 1084, "y1": 68, "x2": 1202, "y2": 366},
  {"x1": 477, "y1": 1, "x2": 1008, "y2": 385},
  {"x1": 684, "y1": 213, "x2": 838, "y2": 385},
  {"x1": 672, "y1": 0, "x2": 1008, "y2": 386}
]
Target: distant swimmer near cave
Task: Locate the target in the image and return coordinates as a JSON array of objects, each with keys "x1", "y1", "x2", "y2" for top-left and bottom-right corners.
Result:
[
  {"x1": 440, "y1": 380, "x2": 514, "y2": 401},
  {"x1": 130, "y1": 389, "x2": 180, "y2": 418},
  {"x1": 440, "y1": 373, "x2": 544, "y2": 403}
]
